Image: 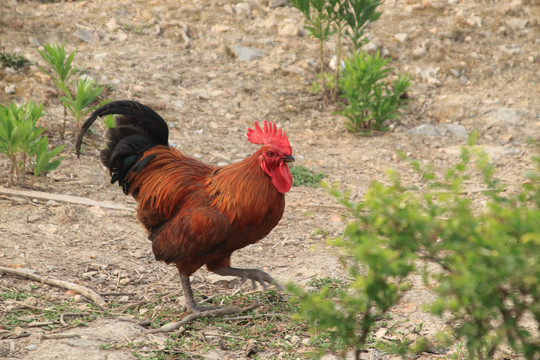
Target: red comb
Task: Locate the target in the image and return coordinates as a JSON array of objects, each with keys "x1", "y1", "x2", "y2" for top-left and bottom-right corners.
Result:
[{"x1": 247, "y1": 120, "x2": 292, "y2": 155}]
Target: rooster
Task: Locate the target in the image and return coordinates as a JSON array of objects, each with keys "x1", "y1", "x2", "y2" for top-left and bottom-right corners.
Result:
[{"x1": 76, "y1": 100, "x2": 294, "y2": 312}]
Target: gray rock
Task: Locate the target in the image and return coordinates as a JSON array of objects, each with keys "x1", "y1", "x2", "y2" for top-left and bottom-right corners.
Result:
[
  {"x1": 408, "y1": 123, "x2": 468, "y2": 139},
  {"x1": 232, "y1": 44, "x2": 265, "y2": 61},
  {"x1": 394, "y1": 32, "x2": 409, "y2": 43},
  {"x1": 278, "y1": 22, "x2": 300, "y2": 37},
  {"x1": 29, "y1": 36, "x2": 41, "y2": 47},
  {"x1": 450, "y1": 69, "x2": 460, "y2": 78},
  {"x1": 76, "y1": 27, "x2": 97, "y2": 45},
  {"x1": 269, "y1": 0, "x2": 286, "y2": 7},
  {"x1": 486, "y1": 107, "x2": 521, "y2": 126},
  {"x1": 506, "y1": 18, "x2": 528, "y2": 30}
]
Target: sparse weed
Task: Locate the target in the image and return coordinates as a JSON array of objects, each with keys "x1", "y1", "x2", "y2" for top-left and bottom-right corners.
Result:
[
  {"x1": 291, "y1": 165, "x2": 327, "y2": 187},
  {"x1": 0, "y1": 51, "x2": 31, "y2": 70}
]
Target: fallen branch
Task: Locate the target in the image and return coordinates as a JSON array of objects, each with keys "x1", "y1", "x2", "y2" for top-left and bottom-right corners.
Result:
[
  {"x1": 147, "y1": 305, "x2": 255, "y2": 334},
  {"x1": 0, "y1": 266, "x2": 106, "y2": 308},
  {"x1": 99, "y1": 292, "x2": 136, "y2": 297},
  {"x1": 0, "y1": 186, "x2": 134, "y2": 211},
  {"x1": 24, "y1": 321, "x2": 56, "y2": 327},
  {"x1": 222, "y1": 313, "x2": 286, "y2": 322},
  {"x1": 163, "y1": 20, "x2": 191, "y2": 48},
  {"x1": 42, "y1": 333, "x2": 81, "y2": 340}
]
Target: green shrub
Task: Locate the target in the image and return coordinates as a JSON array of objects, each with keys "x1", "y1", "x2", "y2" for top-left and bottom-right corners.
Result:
[
  {"x1": 290, "y1": 0, "x2": 382, "y2": 90},
  {"x1": 291, "y1": 0, "x2": 409, "y2": 132},
  {"x1": 0, "y1": 101, "x2": 65, "y2": 185},
  {"x1": 290, "y1": 138, "x2": 540, "y2": 359},
  {"x1": 338, "y1": 51, "x2": 410, "y2": 133}
]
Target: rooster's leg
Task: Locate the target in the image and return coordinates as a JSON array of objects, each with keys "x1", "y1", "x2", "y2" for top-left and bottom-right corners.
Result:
[
  {"x1": 179, "y1": 274, "x2": 199, "y2": 312},
  {"x1": 179, "y1": 274, "x2": 220, "y2": 313},
  {"x1": 212, "y1": 267, "x2": 283, "y2": 290}
]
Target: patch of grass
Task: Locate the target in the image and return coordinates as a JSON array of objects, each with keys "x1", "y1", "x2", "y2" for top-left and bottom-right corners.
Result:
[
  {"x1": 122, "y1": 23, "x2": 152, "y2": 35},
  {"x1": 0, "y1": 51, "x2": 31, "y2": 70},
  {"x1": 119, "y1": 290, "x2": 309, "y2": 359},
  {"x1": 0, "y1": 287, "x2": 97, "y2": 330},
  {"x1": 1, "y1": 284, "x2": 331, "y2": 358},
  {"x1": 307, "y1": 277, "x2": 347, "y2": 292},
  {"x1": 311, "y1": 227, "x2": 330, "y2": 237},
  {"x1": 291, "y1": 165, "x2": 327, "y2": 187},
  {"x1": 0, "y1": 290, "x2": 31, "y2": 301}
]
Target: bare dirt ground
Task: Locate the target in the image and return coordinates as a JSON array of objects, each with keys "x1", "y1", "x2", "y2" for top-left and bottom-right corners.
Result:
[{"x1": 0, "y1": 0, "x2": 539, "y2": 358}]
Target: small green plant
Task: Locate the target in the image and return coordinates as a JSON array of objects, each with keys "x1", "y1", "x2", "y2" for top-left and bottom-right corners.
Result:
[
  {"x1": 290, "y1": 0, "x2": 333, "y2": 78},
  {"x1": 60, "y1": 77, "x2": 108, "y2": 135},
  {"x1": 290, "y1": 137, "x2": 540, "y2": 359},
  {"x1": 36, "y1": 42, "x2": 75, "y2": 87},
  {"x1": 338, "y1": 51, "x2": 410, "y2": 133},
  {"x1": 37, "y1": 42, "x2": 75, "y2": 138},
  {"x1": 308, "y1": 277, "x2": 347, "y2": 292},
  {"x1": 327, "y1": 0, "x2": 382, "y2": 94},
  {"x1": 291, "y1": 0, "x2": 382, "y2": 96},
  {"x1": 37, "y1": 42, "x2": 110, "y2": 138},
  {"x1": 122, "y1": 23, "x2": 152, "y2": 35},
  {"x1": 0, "y1": 101, "x2": 65, "y2": 185},
  {"x1": 291, "y1": 165, "x2": 327, "y2": 187},
  {"x1": 33, "y1": 136, "x2": 65, "y2": 179},
  {"x1": 0, "y1": 51, "x2": 31, "y2": 70}
]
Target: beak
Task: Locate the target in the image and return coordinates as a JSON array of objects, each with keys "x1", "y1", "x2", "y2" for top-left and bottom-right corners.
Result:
[{"x1": 282, "y1": 155, "x2": 295, "y2": 163}]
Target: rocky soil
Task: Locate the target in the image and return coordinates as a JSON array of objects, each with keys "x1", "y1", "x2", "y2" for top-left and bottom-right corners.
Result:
[{"x1": 0, "y1": 0, "x2": 539, "y2": 358}]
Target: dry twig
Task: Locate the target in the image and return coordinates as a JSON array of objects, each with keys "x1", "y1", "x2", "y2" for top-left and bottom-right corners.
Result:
[
  {"x1": 163, "y1": 20, "x2": 191, "y2": 48},
  {"x1": 0, "y1": 266, "x2": 106, "y2": 308},
  {"x1": 59, "y1": 312, "x2": 90, "y2": 327},
  {"x1": 221, "y1": 313, "x2": 285, "y2": 322},
  {"x1": 42, "y1": 333, "x2": 81, "y2": 340},
  {"x1": 0, "y1": 186, "x2": 133, "y2": 211},
  {"x1": 147, "y1": 305, "x2": 256, "y2": 334}
]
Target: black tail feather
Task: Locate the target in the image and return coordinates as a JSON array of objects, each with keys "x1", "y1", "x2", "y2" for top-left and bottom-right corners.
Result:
[{"x1": 75, "y1": 100, "x2": 170, "y2": 194}]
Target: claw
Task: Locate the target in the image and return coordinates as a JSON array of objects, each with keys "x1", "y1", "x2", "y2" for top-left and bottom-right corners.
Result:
[{"x1": 212, "y1": 267, "x2": 281, "y2": 290}]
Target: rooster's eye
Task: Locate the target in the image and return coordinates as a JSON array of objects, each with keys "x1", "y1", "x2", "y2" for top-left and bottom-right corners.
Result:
[{"x1": 267, "y1": 151, "x2": 274, "y2": 157}]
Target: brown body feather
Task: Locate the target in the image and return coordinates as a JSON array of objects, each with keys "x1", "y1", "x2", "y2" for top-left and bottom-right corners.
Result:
[{"x1": 129, "y1": 145, "x2": 285, "y2": 276}]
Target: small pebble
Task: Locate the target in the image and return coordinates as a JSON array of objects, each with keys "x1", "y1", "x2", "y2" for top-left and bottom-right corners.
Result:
[{"x1": 5, "y1": 85, "x2": 16, "y2": 94}]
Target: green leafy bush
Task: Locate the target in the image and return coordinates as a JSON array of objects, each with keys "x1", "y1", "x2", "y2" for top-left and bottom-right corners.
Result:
[
  {"x1": 338, "y1": 51, "x2": 410, "y2": 133},
  {"x1": 290, "y1": 0, "x2": 381, "y2": 85},
  {"x1": 290, "y1": 139, "x2": 540, "y2": 359},
  {"x1": 0, "y1": 101, "x2": 65, "y2": 185},
  {"x1": 291, "y1": 165, "x2": 327, "y2": 187},
  {"x1": 291, "y1": 0, "x2": 409, "y2": 132}
]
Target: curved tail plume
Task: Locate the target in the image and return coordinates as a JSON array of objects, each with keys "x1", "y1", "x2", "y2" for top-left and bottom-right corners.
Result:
[
  {"x1": 75, "y1": 100, "x2": 170, "y2": 194},
  {"x1": 75, "y1": 100, "x2": 169, "y2": 157}
]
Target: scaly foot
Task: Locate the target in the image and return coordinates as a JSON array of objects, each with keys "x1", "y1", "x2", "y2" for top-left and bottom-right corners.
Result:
[{"x1": 212, "y1": 267, "x2": 283, "y2": 290}]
